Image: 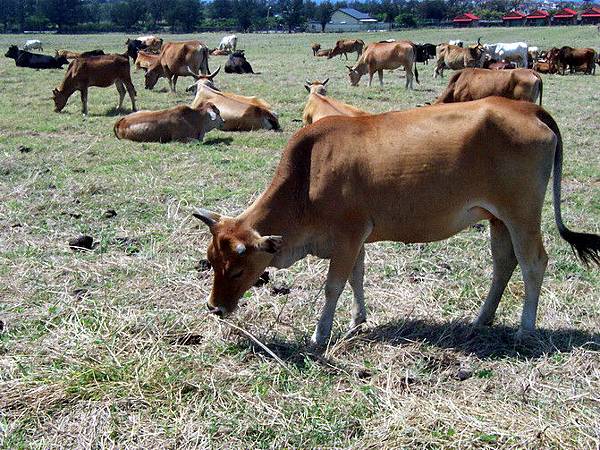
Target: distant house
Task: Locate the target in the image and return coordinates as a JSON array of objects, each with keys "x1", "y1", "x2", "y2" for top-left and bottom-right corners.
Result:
[
  {"x1": 326, "y1": 8, "x2": 387, "y2": 32},
  {"x1": 502, "y1": 10, "x2": 526, "y2": 27},
  {"x1": 580, "y1": 6, "x2": 600, "y2": 24},
  {"x1": 552, "y1": 7, "x2": 577, "y2": 25},
  {"x1": 452, "y1": 12, "x2": 480, "y2": 27},
  {"x1": 526, "y1": 10, "x2": 550, "y2": 26}
]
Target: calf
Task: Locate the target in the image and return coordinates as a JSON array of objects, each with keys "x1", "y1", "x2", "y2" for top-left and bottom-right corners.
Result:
[
  {"x1": 134, "y1": 51, "x2": 159, "y2": 71},
  {"x1": 302, "y1": 79, "x2": 370, "y2": 125},
  {"x1": 219, "y1": 35, "x2": 238, "y2": 52},
  {"x1": 328, "y1": 39, "x2": 365, "y2": 60},
  {"x1": 24, "y1": 39, "x2": 43, "y2": 51},
  {"x1": 145, "y1": 40, "x2": 210, "y2": 92},
  {"x1": 187, "y1": 67, "x2": 279, "y2": 131},
  {"x1": 224, "y1": 50, "x2": 254, "y2": 74},
  {"x1": 434, "y1": 68, "x2": 542, "y2": 105},
  {"x1": 194, "y1": 97, "x2": 600, "y2": 347},
  {"x1": 114, "y1": 102, "x2": 223, "y2": 143},
  {"x1": 434, "y1": 40, "x2": 485, "y2": 78},
  {"x1": 311, "y1": 43, "x2": 321, "y2": 56},
  {"x1": 53, "y1": 54, "x2": 136, "y2": 115},
  {"x1": 316, "y1": 49, "x2": 332, "y2": 57},
  {"x1": 5, "y1": 45, "x2": 68, "y2": 69},
  {"x1": 347, "y1": 40, "x2": 418, "y2": 89}
]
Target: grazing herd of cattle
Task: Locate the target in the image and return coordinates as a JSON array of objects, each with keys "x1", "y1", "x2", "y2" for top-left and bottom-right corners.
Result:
[{"x1": 4, "y1": 34, "x2": 600, "y2": 347}]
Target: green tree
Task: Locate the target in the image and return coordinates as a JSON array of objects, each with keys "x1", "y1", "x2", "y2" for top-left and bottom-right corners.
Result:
[
  {"x1": 40, "y1": 0, "x2": 83, "y2": 32},
  {"x1": 279, "y1": 0, "x2": 304, "y2": 32},
  {"x1": 146, "y1": 0, "x2": 169, "y2": 26},
  {"x1": 316, "y1": 0, "x2": 334, "y2": 31},
  {"x1": 111, "y1": 0, "x2": 146, "y2": 30},
  {"x1": 166, "y1": 0, "x2": 201, "y2": 32}
]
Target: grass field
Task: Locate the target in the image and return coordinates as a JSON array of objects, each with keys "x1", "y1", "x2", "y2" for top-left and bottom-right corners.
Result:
[{"x1": 1, "y1": 26, "x2": 599, "y2": 448}]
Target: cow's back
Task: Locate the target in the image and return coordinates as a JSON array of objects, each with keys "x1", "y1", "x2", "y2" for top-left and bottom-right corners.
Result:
[{"x1": 362, "y1": 41, "x2": 413, "y2": 70}]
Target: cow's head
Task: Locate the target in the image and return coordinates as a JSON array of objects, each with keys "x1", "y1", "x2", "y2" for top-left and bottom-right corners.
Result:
[
  {"x1": 198, "y1": 101, "x2": 224, "y2": 131},
  {"x1": 193, "y1": 209, "x2": 283, "y2": 316},
  {"x1": 304, "y1": 78, "x2": 328, "y2": 94},
  {"x1": 52, "y1": 87, "x2": 68, "y2": 112},
  {"x1": 347, "y1": 65, "x2": 365, "y2": 86},
  {"x1": 144, "y1": 62, "x2": 165, "y2": 89},
  {"x1": 186, "y1": 66, "x2": 221, "y2": 93},
  {"x1": 5, "y1": 45, "x2": 19, "y2": 59}
]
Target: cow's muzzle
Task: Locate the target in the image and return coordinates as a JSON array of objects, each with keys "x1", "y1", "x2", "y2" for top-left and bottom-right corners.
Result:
[{"x1": 206, "y1": 303, "x2": 224, "y2": 317}]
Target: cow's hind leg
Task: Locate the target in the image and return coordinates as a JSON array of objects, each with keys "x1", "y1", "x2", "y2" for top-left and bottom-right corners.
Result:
[
  {"x1": 80, "y1": 87, "x2": 88, "y2": 115},
  {"x1": 377, "y1": 69, "x2": 384, "y2": 87},
  {"x1": 348, "y1": 245, "x2": 366, "y2": 333},
  {"x1": 475, "y1": 218, "x2": 517, "y2": 327},
  {"x1": 115, "y1": 80, "x2": 126, "y2": 110}
]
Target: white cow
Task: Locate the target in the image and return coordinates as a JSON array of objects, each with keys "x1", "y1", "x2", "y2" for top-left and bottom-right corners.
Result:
[
  {"x1": 484, "y1": 42, "x2": 529, "y2": 68},
  {"x1": 218, "y1": 35, "x2": 237, "y2": 52},
  {"x1": 449, "y1": 39, "x2": 463, "y2": 47},
  {"x1": 24, "y1": 39, "x2": 43, "y2": 51}
]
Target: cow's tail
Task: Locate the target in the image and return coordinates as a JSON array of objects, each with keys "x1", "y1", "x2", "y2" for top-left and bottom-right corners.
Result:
[
  {"x1": 410, "y1": 43, "x2": 419, "y2": 84},
  {"x1": 537, "y1": 109, "x2": 600, "y2": 266},
  {"x1": 538, "y1": 73, "x2": 543, "y2": 106}
]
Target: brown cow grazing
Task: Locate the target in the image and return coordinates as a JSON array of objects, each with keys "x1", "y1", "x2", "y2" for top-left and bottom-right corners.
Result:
[
  {"x1": 347, "y1": 40, "x2": 418, "y2": 89},
  {"x1": 52, "y1": 54, "x2": 136, "y2": 115},
  {"x1": 134, "y1": 50, "x2": 159, "y2": 71},
  {"x1": 557, "y1": 46, "x2": 596, "y2": 75},
  {"x1": 193, "y1": 97, "x2": 600, "y2": 348},
  {"x1": 311, "y1": 43, "x2": 321, "y2": 56},
  {"x1": 145, "y1": 41, "x2": 210, "y2": 92},
  {"x1": 113, "y1": 102, "x2": 223, "y2": 143},
  {"x1": 187, "y1": 67, "x2": 280, "y2": 131},
  {"x1": 302, "y1": 79, "x2": 370, "y2": 125},
  {"x1": 316, "y1": 49, "x2": 332, "y2": 57},
  {"x1": 328, "y1": 39, "x2": 365, "y2": 60},
  {"x1": 434, "y1": 39, "x2": 485, "y2": 78},
  {"x1": 434, "y1": 68, "x2": 543, "y2": 106}
]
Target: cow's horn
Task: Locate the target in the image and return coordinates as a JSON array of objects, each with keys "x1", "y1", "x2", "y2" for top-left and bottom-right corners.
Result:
[
  {"x1": 477, "y1": 37, "x2": 482, "y2": 46},
  {"x1": 186, "y1": 66, "x2": 200, "y2": 79},
  {"x1": 193, "y1": 208, "x2": 221, "y2": 227},
  {"x1": 209, "y1": 66, "x2": 221, "y2": 79},
  {"x1": 346, "y1": 65, "x2": 353, "y2": 71},
  {"x1": 323, "y1": 77, "x2": 329, "y2": 85}
]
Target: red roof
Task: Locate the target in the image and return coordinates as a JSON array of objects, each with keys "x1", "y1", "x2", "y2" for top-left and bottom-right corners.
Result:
[
  {"x1": 581, "y1": 6, "x2": 600, "y2": 17},
  {"x1": 526, "y1": 10, "x2": 549, "y2": 19},
  {"x1": 553, "y1": 7, "x2": 577, "y2": 18},
  {"x1": 453, "y1": 12, "x2": 480, "y2": 22},
  {"x1": 502, "y1": 10, "x2": 526, "y2": 20}
]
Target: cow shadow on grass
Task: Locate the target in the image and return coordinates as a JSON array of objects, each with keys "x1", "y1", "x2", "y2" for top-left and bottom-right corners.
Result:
[
  {"x1": 235, "y1": 319, "x2": 600, "y2": 371},
  {"x1": 203, "y1": 137, "x2": 233, "y2": 146}
]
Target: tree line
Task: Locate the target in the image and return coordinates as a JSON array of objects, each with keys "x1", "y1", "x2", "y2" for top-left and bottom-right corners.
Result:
[{"x1": 0, "y1": 0, "x2": 588, "y2": 34}]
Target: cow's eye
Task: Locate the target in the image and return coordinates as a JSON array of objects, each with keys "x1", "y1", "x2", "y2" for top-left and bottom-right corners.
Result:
[{"x1": 230, "y1": 269, "x2": 244, "y2": 279}]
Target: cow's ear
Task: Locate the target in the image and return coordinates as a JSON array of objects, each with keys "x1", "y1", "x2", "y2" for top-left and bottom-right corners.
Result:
[
  {"x1": 256, "y1": 235, "x2": 283, "y2": 254},
  {"x1": 207, "y1": 104, "x2": 219, "y2": 120},
  {"x1": 193, "y1": 208, "x2": 221, "y2": 228}
]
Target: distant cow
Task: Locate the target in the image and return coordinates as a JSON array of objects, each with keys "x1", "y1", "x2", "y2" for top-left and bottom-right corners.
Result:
[
  {"x1": 415, "y1": 43, "x2": 436, "y2": 64},
  {"x1": 448, "y1": 39, "x2": 463, "y2": 47},
  {"x1": 187, "y1": 67, "x2": 280, "y2": 131},
  {"x1": 316, "y1": 49, "x2": 331, "y2": 57},
  {"x1": 557, "y1": 46, "x2": 596, "y2": 75},
  {"x1": 434, "y1": 39, "x2": 485, "y2": 78},
  {"x1": 114, "y1": 102, "x2": 223, "y2": 143},
  {"x1": 484, "y1": 42, "x2": 529, "y2": 68},
  {"x1": 5, "y1": 45, "x2": 68, "y2": 69},
  {"x1": 347, "y1": 40, "x2": 418, "y2": 89},
  {"x1": 328, "y1": 39, "x2": 365, "y2": 60},
  {"x1": 126, "y1": 39, "x2": 148, "y2": 60},
  {"x1": 224, "y1": 50, "x2": 254, "y2": 74},
  {"x1": 434, "y1": 68, "x2": 542, "y2": 105},
  {"x1": 302, "y1": 78, "x2": 370, "y2": 125},
  {"x1": 145, "y1": 40, "x2": 210, "y2": 92},
  {"x1": 56, "y1": 49, "x2": 105, "y2": 59},
  {"x1": 483, "y1": 58, "x2": 516, "y2": 70},
  {"x1": 136, "y1": 35, "x2": 163, "y2": 53},
  {"x1": 311, "y1": 43, "x2": 321, "y2": 56},
  {"x1": 210, "y1": 48, "x2": 230, "y2": 56},
  {"x1": 53, "y1": 53, "x2": 136, "y2": 115},
  {"x1": 533, "y1": 48, "x2": 559, "y2": 74},
  {"x1": 219, "y1": 35, "x2": 238, "y2": 52},
  {"x1": 24, "y1": 39, "x2": 43, "y2": 51},
  {"x1": 134, "y1": 50, "x2": 159, "y2": 71}
]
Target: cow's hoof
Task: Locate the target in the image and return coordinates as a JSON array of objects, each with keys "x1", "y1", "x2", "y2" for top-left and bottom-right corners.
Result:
[{"x1": 514, "y1": 328, "x2": 535, "y2": 344}]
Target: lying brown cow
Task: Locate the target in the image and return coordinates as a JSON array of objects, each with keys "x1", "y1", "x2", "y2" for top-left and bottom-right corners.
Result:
[
  {"x1": 53, "y1": 53, "x2": 136, "y2": 115},
  {"x1": 113, "y1": 102, "x2": 223, "y2": 143},
  {"x1": 316, "y1": 49, "x2": 331, "y2": 57},
  {"x1": 193, "y1": 96, "x2": 600, "y2": 348},
  {"x1": 302, "y1": 78, "x2": 370, "y2": 125},
  {"x1": 434, "y1": 68, "x2": 542, "y2": 105},
  {"x1": 311, "y1": 43, "x2": 321, "y2": 56},
  {"x1": 55, "y1": 49, "x2": 105, "y2": 59},
  {"x1": 328, "y1": 39, "x2": 365, "y2": 60},
  {"x1": 434, "y1": 40, "x2": 485, "y2": 78},
  {"x1": 187, "y1": 67, "x2": 280, "y2": 131},
  {"x1": 135, "y1": 50, "x2": 159, "y2": 71},
  {"x1": 347, "y1": 40, "x2": 418, "y2": 89},
  {"x1": 210, "y1": 48, "x2": 230, "y2": 56},
  {"x1": 145, "y1": 40, "x2": 210, "y2": 92}
]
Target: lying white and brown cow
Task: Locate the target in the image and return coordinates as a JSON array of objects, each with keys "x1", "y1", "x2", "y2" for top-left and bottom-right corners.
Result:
[
  {"x1": 347, "y1": 40, "x2": 418, "y2": 89},
  {"x1": 113, "y1": 101, "x2": 223, "y2": 143},
  {"x1": 193, "y1": 96, "x2": 600, "y2": 348},
  {"x1": 434, "y1": 68, "x2": 543, "y2": 105},
  {"x1": 434, "y1": 40, "x2": 486, "y2": 78},
  {"x1": 53, "y1": 53, "x2": 136, "y2": 115},
  {"x1": 328, "y1": 39, "x2": 365, "y2": 60},
  {"x1": 145, "y1": 40, "x2": 210, "y2": 92},
  {"x1": 302, "y1": 78, "x2": 370, "y2": 125},
  {"x1": 187, "y1": 67, "x2": 280, "y2": 131}
]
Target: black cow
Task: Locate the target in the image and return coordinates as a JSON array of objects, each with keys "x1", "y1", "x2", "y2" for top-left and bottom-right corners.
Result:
[
  {"x1": 5, "y1": 45, "x2": 68, "y2": 69},
  {"x1": 125, "y1": 39, "x2": 148, "y2": 60},
  {"x1": 224, "y1": 50, "x2": 254, "y2": 74},
  {"x1": 415, "y1": 43, "x2": 436, "y2": 64}
]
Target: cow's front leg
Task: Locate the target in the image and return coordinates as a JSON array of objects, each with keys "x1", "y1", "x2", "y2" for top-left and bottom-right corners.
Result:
[
  {"x1": 80, "y1": 88, "x2": 88, "y2": 115},
  {"x1": 172, "y1": 75, "x2": 179, "y2": 92},
  {"x1": 378, "y1": 69, "x2": 384, "y2": 87},
  {"x1": 368, "y1": 70, "x2": 374, "y2": 87}
]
